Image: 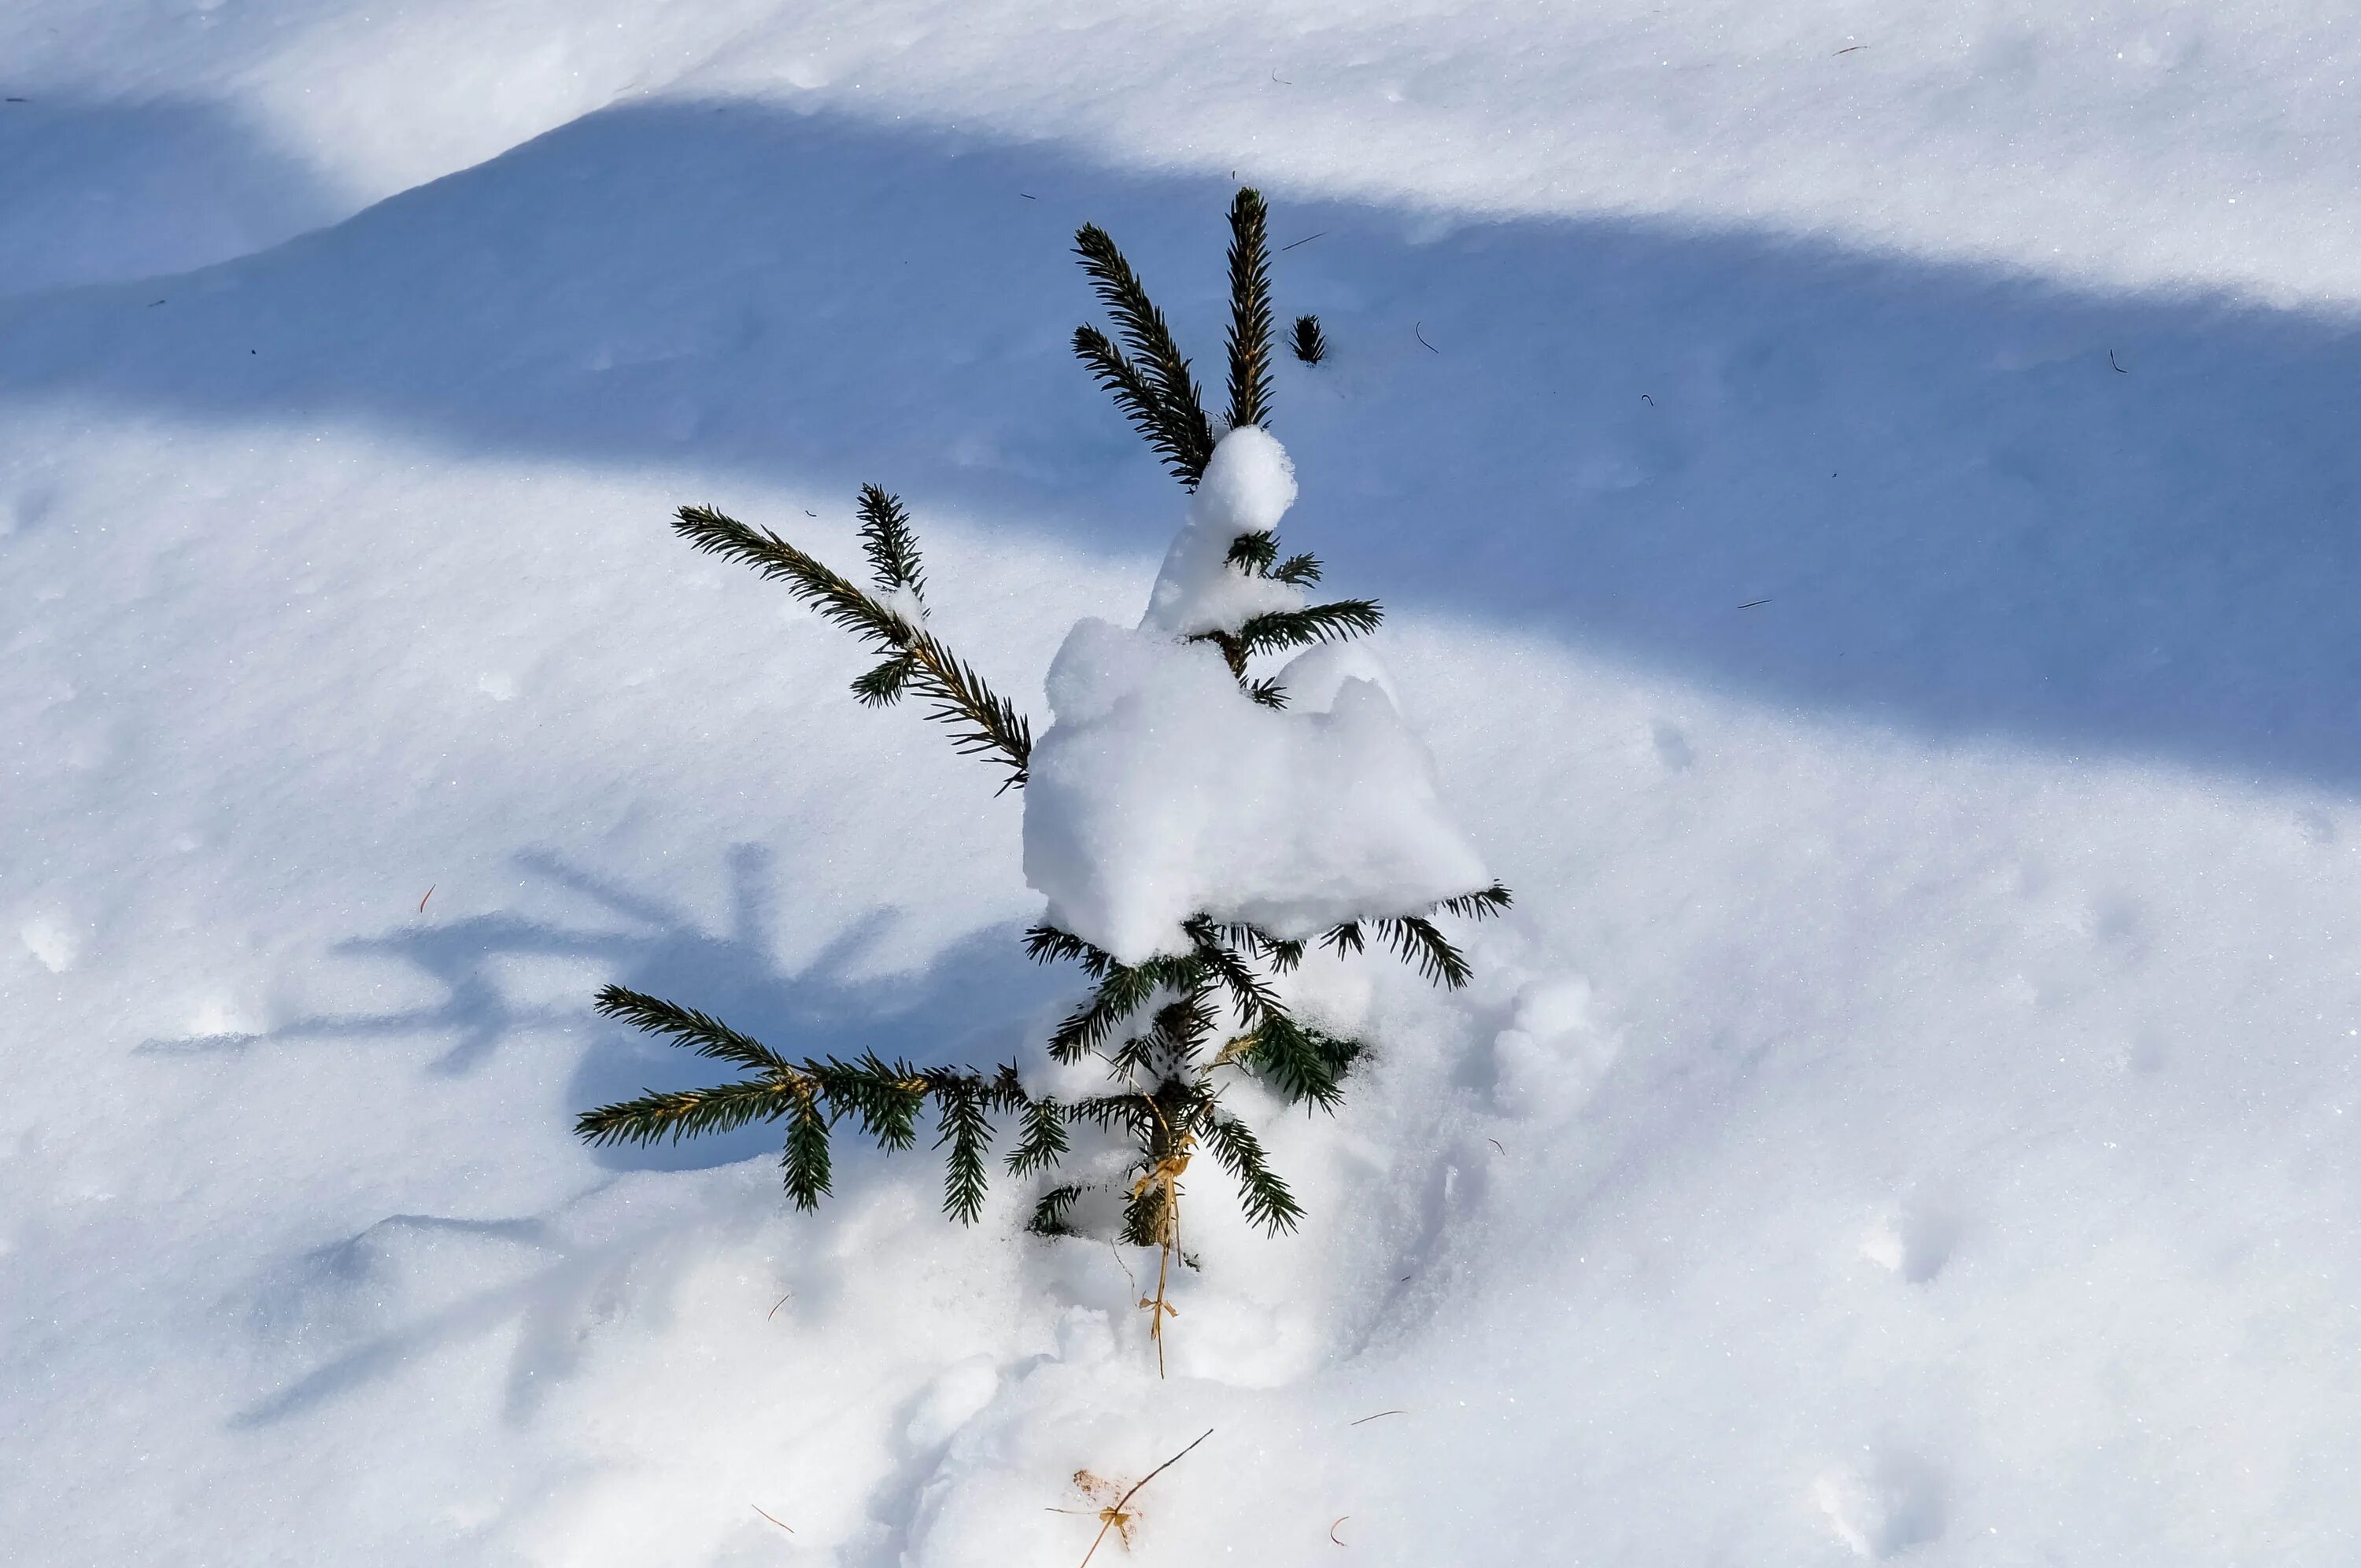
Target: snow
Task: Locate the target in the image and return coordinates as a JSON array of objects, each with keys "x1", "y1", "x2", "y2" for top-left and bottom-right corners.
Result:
[
  {"x1": 8, "y1": 2, "x2": 2361, "y2": 1564},
  {"x1": 1025, "y1": 426, "x2": 1486, "y2": 961},
  {"x1": 1140, "y1": 426, "x2": 1302, "y2": 637},
  {"x1": 1024, "y1": 614, "x2": 1487, "y2": 962}
]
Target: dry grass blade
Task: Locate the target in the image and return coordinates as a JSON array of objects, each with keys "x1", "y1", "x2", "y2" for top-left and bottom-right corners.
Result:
[{"x1": 1071, "y1": 1428, "x2": 1215, "y2": 1568}]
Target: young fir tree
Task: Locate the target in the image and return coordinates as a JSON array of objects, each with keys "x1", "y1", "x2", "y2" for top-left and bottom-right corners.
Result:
[{"x1": 578, "y1": 188, "x2": 1507, "y2": 1362}]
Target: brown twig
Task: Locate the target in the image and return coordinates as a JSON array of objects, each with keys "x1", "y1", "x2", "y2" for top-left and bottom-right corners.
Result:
[
  {"x1": 1074, "y1": 1429, "x2": 1215, "y2": 1568},
  {"x1": 1348, "y1": 1409, "x2": 1407, "y2": 1426},
  {"x1": 752, "y1": 1503, "x2": 795, "y2": 1533}
]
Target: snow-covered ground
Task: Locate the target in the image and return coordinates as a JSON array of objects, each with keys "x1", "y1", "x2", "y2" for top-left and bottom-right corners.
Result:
[{"x1": 8, "y1": 3, "x2": 2361, "y2": 1563}]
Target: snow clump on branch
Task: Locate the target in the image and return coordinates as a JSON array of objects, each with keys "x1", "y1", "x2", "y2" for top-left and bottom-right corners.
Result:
[{"x1": 1023, "y1": 428, "x2": 1490, "y2": 964}]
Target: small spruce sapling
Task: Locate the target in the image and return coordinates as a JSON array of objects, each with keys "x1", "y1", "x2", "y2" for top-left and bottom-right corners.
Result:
[{"x1": 579, "y1": 187, "x2": 1507, "y2": 1364}]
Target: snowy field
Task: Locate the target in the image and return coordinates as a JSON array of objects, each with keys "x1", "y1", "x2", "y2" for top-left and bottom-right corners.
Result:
[{"x1": 8, "y1": 3, "x2": 2361, "y2": 1563}]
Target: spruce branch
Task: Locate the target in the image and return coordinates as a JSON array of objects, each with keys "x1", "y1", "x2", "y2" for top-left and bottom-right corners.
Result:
[
  {"x1": 1070, "y1": 1092, "x2": 1155, "y2": 1134},
  {"x1": 815, "y1": 1054, "x2": 926, "y2": 1150},
  {"x1": 1224, "y1": 187, "x2": 1275, "y2": 432},
  {"x1": 576, "y1": 1077, "x2": 803, "y2": 1149},
  {"x1": 1224, "y1": 923, "x2": 1305, "y2": 974},
  {"x1": 851, "y1": 654, "x2": 918, "y2": 707},
  {"x1": 1233, "y1": 599, "x2": 1384, "y2": 657},
  {"x1": 1225, "y1": 531, "x2": 1279, "y2": 574},
  {"x1": 1239, "y1": 1013, "x2": 1353, "y2": 1111},
  {"x1": 855, "y1": 484, "x2": 926, "y2": 596},
  {"x1": 782, "y1": 1090, "x2": 833, "y2": 1210},
  {"x1": 1290, "y1": 313, "x2": 1328, "y2": 367},
  {"x1": 1072, "y1": 226, "x2": 1215, "y2": 484},
  {"x1": 1074, "y1": 326, "x2": 1207, "y2": 488},
  {"x1": 1025, "y1": 923, "x2": 1119, "y2": 978},
  {"x1": 1182, "y1": 916, "x2": 1284, "y2": 1024},
  {"x1": 1007, "y1": 1095, "x2": 1070, "y2": 1175},
  {"x1": 668, "y1": 504, "x2": 1033, "y2": 789},
  {"x1": 904, "y1": 629, "x2": 1035, "y2": 792},
  {"x1": 592, "y1": 984, "x2": 793, "y2": 1075},
  {"x1": 1432, "y1": 882, "x2": 1514, "y2": 921},
  {"x1": 673, "y1": 504, "x2": 905, "y2": 645},
  {"x1": 1243, "y1": 676, "x2": 1289, "y2": 709},
  {"x1": 933, "y1": 1076, "x2": 996, "y2": 1224},
  {"x1": 1146, "y1": 992, "x2": 1219, "y2": 1068},
  {"x1": 1270, "y1": 553, "x2": 1322, "y2": 586},
  {"x1": 1201, "y1": 1112, "x2": 1302, "y2": 1234},
  {"x1": 1028, "y1": 1183, "x2": 1085, "y2": 1236},
  {"x1": 1049, "y1": 956, "x2": 1201, "y2": 1062},
  {"x1": 1318, "y1": 921, "x2": 1365, "y2": 957},
  {"x1": 1370, "y1": 914, "x2": 1473, "y2": 988}
]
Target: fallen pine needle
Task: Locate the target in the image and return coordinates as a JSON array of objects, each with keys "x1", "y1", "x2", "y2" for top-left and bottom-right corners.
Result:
[
  {"x1": 752, "y1": 1504, "x2": 794, "y2": 1533},
  {"x1": 1331, "y1": 1515, "x2": 1351, "y2": 1545},
  {"x1": 1349, "y1": 1409, "x2": 1407, "y2": 1427},
  {"x1": 417, "y1": 884, "x2": 435, "y2": 913},
  {"x1": 767, "y1": 1293, "x2": 792, "y2": 1320},
  {"x1": 1070, "y1": 1428, "x2": 1214, "y2": 1568}
]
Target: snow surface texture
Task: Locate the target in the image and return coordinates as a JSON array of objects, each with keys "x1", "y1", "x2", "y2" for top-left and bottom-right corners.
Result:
[
  {"x1": 9, "y1": 3, "x2": 2361, "y2": 1565},
  {"x1": 1025, "y1": 429, "x2": 1487, "y2": 961}
]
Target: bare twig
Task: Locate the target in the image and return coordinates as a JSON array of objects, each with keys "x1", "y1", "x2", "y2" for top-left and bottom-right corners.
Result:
[{"x1": 1074, "y1": 1429, "x2": 1215, "y2": 1568}]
